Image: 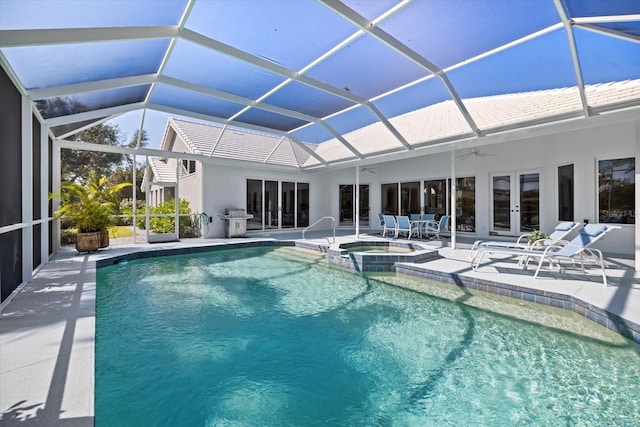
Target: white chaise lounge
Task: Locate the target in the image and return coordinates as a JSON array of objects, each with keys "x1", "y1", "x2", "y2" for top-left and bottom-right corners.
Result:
[{"x1": 470, "y1": 223, "x2": 621, "y2": 285}]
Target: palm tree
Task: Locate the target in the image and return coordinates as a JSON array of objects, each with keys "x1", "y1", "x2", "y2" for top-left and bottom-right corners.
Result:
[{"x1": 51, "y1": 176, "x2": 131, "y2": 250}]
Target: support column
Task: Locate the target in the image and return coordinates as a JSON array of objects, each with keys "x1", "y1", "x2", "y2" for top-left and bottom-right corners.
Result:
[
  {"x1": 40, "y1": 123, "x2": 49, "y2": 264},
  {"x1": 635, "y1": 122, "x2": 640, "y2": 271},
  {"x1": 355, "y1": 166, "x2": 360, "y2": 239},
  {"x1": 175, "y1": 158, "x2": 180, "y2": 237},
  {"x1": 133, "y1": 155, "x2": 137, "y2": 244},
  {"x1": 450, "y1": 150, "x2": 457, "y2": 250},
  {"x1": 52, "y1": 142, "x2": 61, "y2": 252},
  {"x1": 21, "y1": 97, "x2": 33, "y2": 282}
]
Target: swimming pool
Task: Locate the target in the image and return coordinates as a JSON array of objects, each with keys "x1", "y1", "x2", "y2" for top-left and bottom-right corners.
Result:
[{"x1": 96, "y1": 246, "x2": 640, "y2": 425}]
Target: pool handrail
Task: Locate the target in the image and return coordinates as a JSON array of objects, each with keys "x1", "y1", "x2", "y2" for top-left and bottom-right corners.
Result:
[{"x1": 302, "y1": 216, "x2": 336, "y2": 243}]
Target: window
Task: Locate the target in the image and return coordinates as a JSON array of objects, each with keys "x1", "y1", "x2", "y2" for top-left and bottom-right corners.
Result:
[
  {"x1": 598, "y1": 158, "x2": 635, "y2": 224},
  {"x1": 358, "y1": 184, "x2": 370, "y2": 226},
  {"x1": 558, "y1": 164, "x2": 574, "y2": 221},
  {"x1": 164, "y1": 186, "x2": 175, "y2": 202},
  {"x1": 297, "y1": 183, "x2": 309, "y2": 228},
  {"x1": 400, "y1": 181, "x2": 420, "y2": 216},
  {"x1": 282, "y1": 181, "x2": 295, "y2": 228},
  {"x1": 424, "y1": 179, "x2": 447, "y2": 216},
  {"x1": 339, "y1": 185, "x2": 354, "y2": 226},
  {"x1": 182, "y1": 159, "x2": 196, "y2": 175},
  {"x1": 381, "y1": 183, "x2": 398, "y2": 215},
  {"x1": 455, "y1": 177, "x2": 475, "y2": 232}
]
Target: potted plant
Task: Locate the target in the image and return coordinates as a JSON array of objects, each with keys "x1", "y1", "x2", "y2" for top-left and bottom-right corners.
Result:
[
  {"x1": 51, "y1": 177, "x2": 131, "y2": 252},
  {"x1": 527, "y1": 230, "x2": 550, "y2": 247}
]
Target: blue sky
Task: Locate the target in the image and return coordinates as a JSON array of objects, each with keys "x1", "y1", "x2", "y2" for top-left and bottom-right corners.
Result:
[
  {"x1": 108, "y1": 110, "x2": 174, "y2": 150},
  {"x1": 3, "y1": 0, "x2": 637, "y2": 147}
]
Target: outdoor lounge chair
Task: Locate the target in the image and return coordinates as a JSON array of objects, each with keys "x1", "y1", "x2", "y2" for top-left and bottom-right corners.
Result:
[
  {"x1": 424, "y1": 215, "x2": 449, "y2": 240},
  {"x1": 382, "y1": 214, "x2": 397, "y2": 238},
  {"x1": 469, "y1": 221, "x2": 581, "y2": 259},
  {"x1": 470, "y1": 223, "x2": 621, "y2": 285}
]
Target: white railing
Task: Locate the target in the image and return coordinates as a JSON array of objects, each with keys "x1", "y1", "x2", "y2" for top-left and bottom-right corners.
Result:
[{"x1": 302, "y1": 216, "x2": 336, "y2": 243}]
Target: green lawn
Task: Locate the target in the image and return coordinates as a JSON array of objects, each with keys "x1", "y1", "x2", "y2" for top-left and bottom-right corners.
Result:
[{"x1": 109, "y1": 225, "x2": 134, "y2": 238}]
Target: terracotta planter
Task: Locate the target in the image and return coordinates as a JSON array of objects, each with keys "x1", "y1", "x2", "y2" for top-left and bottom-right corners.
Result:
[
  {"x1": 99, "y1": 230, "x2": 109, "y2": 248},
  {"x1": 76, "y1": 232, "x2": 100, "y2": 253}
]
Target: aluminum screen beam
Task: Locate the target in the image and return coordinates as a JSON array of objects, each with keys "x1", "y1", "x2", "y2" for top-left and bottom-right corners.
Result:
[
  {"x1": 319, "y1": 0, "x2": 481, "y2": 138},
  {"x1": 0, "y1": 26, "x2": 178, "y2": 47},
  {"x1": 554, "y1": 0, "x2": 589, "y2": 118},
  {"x1": 28, "y1": 74, "x2": 158, "y2": 100}
]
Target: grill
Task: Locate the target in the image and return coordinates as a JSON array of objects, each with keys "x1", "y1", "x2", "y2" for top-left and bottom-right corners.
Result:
[{"x1": 218, "y1": 209, "x2": 254, "y2": 238}]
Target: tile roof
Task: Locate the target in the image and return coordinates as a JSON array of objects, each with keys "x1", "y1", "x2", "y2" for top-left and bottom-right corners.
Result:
[
  {"x1": 302, "y1": 79, "x2": 640, "y2": 166},
  {"x1": 141, "y1": 156, "x2": 177, "y2": 189},
  {"x1": 150, "y1": 80, "x2": 640, "y2": 170},
  {"x1": 168, "y1": 118, "x2": 313, "y2": 168}
]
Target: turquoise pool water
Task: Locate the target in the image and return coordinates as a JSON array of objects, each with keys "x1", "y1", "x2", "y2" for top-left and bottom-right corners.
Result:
[{"x1": 96, "y1": 247, "x2": 640, "y2": 426}]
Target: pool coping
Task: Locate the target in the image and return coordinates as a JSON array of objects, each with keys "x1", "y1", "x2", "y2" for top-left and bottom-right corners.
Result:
[{"x1": 1, "y1": 238, "x2": 639, "y2": 425}]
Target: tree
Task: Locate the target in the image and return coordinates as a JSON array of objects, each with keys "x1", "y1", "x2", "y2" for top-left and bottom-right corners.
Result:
[
  {"x1": 62, "y1": 124, "x2": 125, "y2": 183},
  {"x1": 105, "y1": 129, "x2": 149, "y2": 201}
]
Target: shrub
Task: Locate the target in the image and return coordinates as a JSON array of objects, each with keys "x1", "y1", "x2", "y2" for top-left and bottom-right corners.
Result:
[
  {"x1": 135, "y1": 199, "x2": 196, "y2": 237},
  {"x1": 60, "y1": 228, "x2": 77, "y2": 245},
  {"x1": 119, "y1": 198, "x2": 146, "y2": 226}
]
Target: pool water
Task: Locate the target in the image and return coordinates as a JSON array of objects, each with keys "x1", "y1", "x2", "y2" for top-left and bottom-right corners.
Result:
[{"x1": 96, "y1": 247, "x2": 640, "y2": 426}]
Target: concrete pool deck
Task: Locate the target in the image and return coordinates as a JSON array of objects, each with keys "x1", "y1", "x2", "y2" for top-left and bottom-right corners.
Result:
[{"x1": 2, "y1": 232, "x2": 640, "y2": 425}]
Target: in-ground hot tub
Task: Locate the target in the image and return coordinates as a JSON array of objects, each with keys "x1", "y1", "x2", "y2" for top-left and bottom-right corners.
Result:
[{"x1": 328, "y1": 241, "x2": 439, "y2": 272}]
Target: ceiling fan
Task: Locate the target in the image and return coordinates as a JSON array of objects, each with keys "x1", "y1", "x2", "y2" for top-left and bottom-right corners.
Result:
[
  {"x1": 456, "y1": 148, "x2": 496, "y2": 160},
  {"x1": 360, "y1": 166, "x2": 377, "y2": 174}
]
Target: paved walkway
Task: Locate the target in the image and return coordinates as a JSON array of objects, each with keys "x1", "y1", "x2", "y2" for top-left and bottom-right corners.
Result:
[{"x1": 1, "y1": 233, "x2": 639, "y2": 425}]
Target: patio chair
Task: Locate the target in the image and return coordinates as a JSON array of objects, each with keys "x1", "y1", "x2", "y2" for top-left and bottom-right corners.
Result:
[
  {"x1": 382, "y1": 214, "x2": 397, "y2": 238},
  {"x1": 410, "y1": 213, "x2": 421, "y2": 221},
  {"x1": 469, "y1": 221, "x2": 581, "y2": 259},
  {"x1": 377, "y1": 213, "x2": 385, "y2": 235},
  {"x1": 418, "y1": 213, "x2": 435, "y2": 237},
  {"x1": 424, "y1": 215, "x2": 449, "y2": 240},
  {"x1": 396, "y1": 215, "x2": 418, "y2": 239},
  {"x1": 471, "y1": 224, "x2": 621, "y2": 285}
]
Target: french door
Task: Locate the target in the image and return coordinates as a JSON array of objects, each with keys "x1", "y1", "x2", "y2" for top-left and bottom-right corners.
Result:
[{"x1": 490, "y1": 171, "x2": 541, "y2": 236}]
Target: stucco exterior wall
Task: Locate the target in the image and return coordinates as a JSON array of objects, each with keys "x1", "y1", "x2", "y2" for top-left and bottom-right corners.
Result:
[
  {"x1": 201, "y1": 164, "x2": 318, "y2": 238},
  {"x1": 179, "y1": 171, "x2": 202, "y2": 213},
  {"x1": 197, "y1": 119, "x2": 637, "y2": 256},
  {"x1": 322, "y1": 120, "x2": 637, "y2": 256}
]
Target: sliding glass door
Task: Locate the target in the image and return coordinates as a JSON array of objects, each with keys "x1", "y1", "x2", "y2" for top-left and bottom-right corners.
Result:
[
  {"x1": 246, "y1": 179, "x2": 263, "y2": 231},
  {"x1": 339, "y1": 184, "x2": 370, "y2": 227},
  {"x1": 246, "y1": 179, "x2": 309, "y2": 231},
  {"x1": 282, "y1": 181, "x2": 295, "y2": 228}
]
